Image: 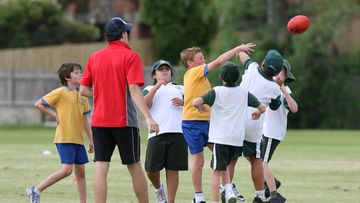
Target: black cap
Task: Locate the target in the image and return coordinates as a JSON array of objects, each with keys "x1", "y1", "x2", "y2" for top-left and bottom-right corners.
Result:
[
  {"x1": 220, "y1": 62, "x2": 240, "y2": 84},
  {"x1": 104, "y1": 17, "x2": 133, "y2": 37}
]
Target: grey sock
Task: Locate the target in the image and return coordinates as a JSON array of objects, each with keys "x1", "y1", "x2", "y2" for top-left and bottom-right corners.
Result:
[{"x1": 270, "y1": 191, "x2": 278, "y2": 199}]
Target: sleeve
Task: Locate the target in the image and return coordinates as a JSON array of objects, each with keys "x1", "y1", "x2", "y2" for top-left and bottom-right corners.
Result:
[
  {"x1": 188, "y1": 64, "x2": 208, "y2": 80},
  {"x1": 269, "y1": 95, "x2": 281, "y2": 110},
  {"x1": 83, "y1": 97, "x2": 91, "y2": 115},
  {"x1": 247, "y1": 92, "x2": 260, "y2": 108},
  {"x1": 243, "y1": 59, "x2": 255, "y2": 70},
  {"x1": 127, "y1": 53, "x2": 144, "y2": 86},
  {"x1": 81, "y1": 57, "x2": 93, "y2": 87},
  {"x1": 41, "y1": 88, "x2": 61, "y2": 107},
  {"x1": 142, "y1": 86, "x2": 153, "y2": 96},
  {"x1": 201, "y1": 89, "x2": 216, "y2": 106}
]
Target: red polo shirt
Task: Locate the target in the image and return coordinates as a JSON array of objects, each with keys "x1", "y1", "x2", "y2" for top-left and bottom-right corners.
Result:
[{"x1": 81, "y1": 41, "x2": 144, "y2": 127}]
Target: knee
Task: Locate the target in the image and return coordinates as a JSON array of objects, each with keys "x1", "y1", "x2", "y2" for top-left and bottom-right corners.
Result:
[{"x1": 62, "y1": 167, "x2": 73, "y2": 177}]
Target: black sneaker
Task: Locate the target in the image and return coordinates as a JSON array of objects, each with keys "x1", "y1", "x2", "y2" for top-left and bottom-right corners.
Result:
[
  {"x1": 264, "y1": 178, "x2": 281, "y2": 198},
  {"x1": 269, "y1": 193, "x2": 286, "y2": 203},
  {"x1": 252, "y1": 196, "x2": 268, "y2": 203}
]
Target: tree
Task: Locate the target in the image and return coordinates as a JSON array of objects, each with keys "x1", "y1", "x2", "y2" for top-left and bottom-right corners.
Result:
[
  {"x1": 141, "y1": 0, "x2": 218, "y2": 63},
  {"x1": 0, "y1": 0, "x2": 99, "y2": 49}
]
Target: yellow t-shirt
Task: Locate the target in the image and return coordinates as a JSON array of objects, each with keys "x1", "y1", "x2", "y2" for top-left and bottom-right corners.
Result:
[
  {"x1": 183, "y1": 64, "x2": 211, "y2": 120},
  {"x1": 41, "y1": 87, "x2": 91, "y2": 144}
]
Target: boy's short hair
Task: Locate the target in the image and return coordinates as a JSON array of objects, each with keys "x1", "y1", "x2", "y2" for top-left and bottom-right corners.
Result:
[
  {"x1": 180, "y1": 47, "x2": 202, "y2": 68},
  {"x1": 57, "y1": 62, "x2": 82, "y2": 86}
]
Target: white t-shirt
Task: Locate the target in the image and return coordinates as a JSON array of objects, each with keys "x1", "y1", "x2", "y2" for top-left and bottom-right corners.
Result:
[
  {"x1": 143, "y1": 83, "x2": 184, "y2": 139},
  {"x1": 240, "y1": 61, "x2": 281, "y2": 142},
  {"x1": 263, "y1": 86, "x2": 292, "y2": 141},
  {"x1": 208, "y1": 86, "x2": 248, "y2": 147}
]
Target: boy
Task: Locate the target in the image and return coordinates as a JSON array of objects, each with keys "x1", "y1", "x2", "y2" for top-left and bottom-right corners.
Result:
[
  {"x1": 234, "y1": 49, "x2": 284, "y2": 203},
  {"x1": 192, "y1": 62, "x2": 266, "y2": 203},
  {"x1": 180, "y1": 42, "x2": 255, "y2": 203},
  {"x1": 262, "y1": 59, "x2": 298, "y2": 203},
  {"x1": 26, "y1": 62, "x2": 93, "y2": 203},
  {"x1": 143, "y1": 60, "x2": 188, "y2": 203}
]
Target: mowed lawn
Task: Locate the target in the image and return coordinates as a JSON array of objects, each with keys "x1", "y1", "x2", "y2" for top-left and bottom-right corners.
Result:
[{"x1": 0, "y1": 126, "x2": 359, "y2": 203}]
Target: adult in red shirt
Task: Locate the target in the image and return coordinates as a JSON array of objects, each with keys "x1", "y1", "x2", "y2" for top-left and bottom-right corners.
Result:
[{"x1": 80, "y1": 17, "x2": 159, "y2": 203}]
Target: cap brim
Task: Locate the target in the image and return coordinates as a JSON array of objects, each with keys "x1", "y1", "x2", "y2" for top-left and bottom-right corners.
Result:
[{"x1": 125, "y1": 23, "x2": 133, "y2": 31}]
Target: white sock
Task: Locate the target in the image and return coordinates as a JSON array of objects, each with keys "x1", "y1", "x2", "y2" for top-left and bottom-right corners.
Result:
[
  {"x1": 34, "y1": 187, "x2": 41, "y2": 194},
  {"x1": 224, "y1": 183, "x2": 233, "y2": 194},
  {"x1": 195, "y1": 192, "x2": 205, "y2": 202},
  {"x1": 255, "y1": 190, "x2": 266, "y2": 201}
]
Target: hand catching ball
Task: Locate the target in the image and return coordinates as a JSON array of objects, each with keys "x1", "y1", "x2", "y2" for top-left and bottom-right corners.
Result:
[{"x1": 287, "y1": 15, "x2": 310, "y2": 34}]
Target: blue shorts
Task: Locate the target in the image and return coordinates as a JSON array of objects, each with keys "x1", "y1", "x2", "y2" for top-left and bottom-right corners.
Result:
[
  {"x1": 182, "y1": 120, "x2": 209, "y2": 154},
  {"x1": 56, "y1": 143, "x2": 89, "y2": 165}
]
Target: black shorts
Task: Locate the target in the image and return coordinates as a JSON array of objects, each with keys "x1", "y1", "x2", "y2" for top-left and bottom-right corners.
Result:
[
  {"x1": 243, "y1": 140, "x2": 262, "y2": 158},
  {"x1": 210, "y1": 143, "x2": 242, "y2": 171},
  {"x1": 145, "y1": 133, "x2": 188, "y2": 171},
  {"x1": 92, "y1": 126, "x2": 141, "y2": 165},
  {"x1": 261, "y1": 135, "x2": 281, "y2": 163}
]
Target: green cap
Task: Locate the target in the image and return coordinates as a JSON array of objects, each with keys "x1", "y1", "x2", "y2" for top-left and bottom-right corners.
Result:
[
  {"x1": 151, "y1": 60, "x2": 172, "y2": 72},
  {"x1": 283, "y1": 59, "x2": 295, "y2": 83},
  {"x1": 220, "y1": 62, "x2": 240, "y2": 84},
  {"x1": 264, "y1": 49, "x2": 284, "y2": 76}
]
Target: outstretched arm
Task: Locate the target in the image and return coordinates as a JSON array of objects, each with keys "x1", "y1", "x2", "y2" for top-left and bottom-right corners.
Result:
[
  {"x1": 129, "y1": 84, "x2": 159, "y2": 133},
  {"x1": 236, "y1": 51, "x2": 251, "y2": 65},
  {"x1": 207, "y1": 42, "x2": 255, "y2": 72}
]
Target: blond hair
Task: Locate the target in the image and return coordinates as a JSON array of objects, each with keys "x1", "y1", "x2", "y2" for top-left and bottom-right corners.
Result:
[{"x1": 180, "y1": 47, "x2": 202, "y2": 68}]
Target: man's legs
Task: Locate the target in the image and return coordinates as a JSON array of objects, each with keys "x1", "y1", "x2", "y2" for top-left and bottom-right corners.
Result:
[
  {"x1": 166, "y1": 169, "x2": 179, "y2": 203},
  {"x1": 93, "y1": 161, "x2": 109, "y2": 203},
  {"x1": 128, "y1": 162, "x2": 149, "y2": 203}
]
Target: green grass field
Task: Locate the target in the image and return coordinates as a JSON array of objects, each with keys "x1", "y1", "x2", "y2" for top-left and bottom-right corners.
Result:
[{"x1": 0, "y1": 126, "x2": 359, "y2": 203}]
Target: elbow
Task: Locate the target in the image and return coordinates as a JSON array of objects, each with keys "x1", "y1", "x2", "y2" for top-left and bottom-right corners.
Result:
[{"x1": 291, "y1": 106, "x2": 298, "y2": 113}]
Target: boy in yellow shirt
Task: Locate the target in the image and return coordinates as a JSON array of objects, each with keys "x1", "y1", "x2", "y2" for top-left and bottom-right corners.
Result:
[
  {"x1": 180, "y1": 43, "x2": 255, "y2": 203},
  {"x1": 26, "y1": 62, "x2": 93, "y2": 203}
]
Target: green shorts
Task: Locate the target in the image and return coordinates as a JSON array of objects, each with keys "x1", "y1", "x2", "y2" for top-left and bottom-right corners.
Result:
[
  {"x1": 210, "y1": 143, "x2": 242, "y2": 171},
  {"x1": 261, "y1": 135, "x2": 281, "y2": 163},
  {"x1": 243, "y1": 140, "x2": 262, "y2": 158},
  {"x1": 145, "y1": 133, "x2": 188, "y2": 171}
]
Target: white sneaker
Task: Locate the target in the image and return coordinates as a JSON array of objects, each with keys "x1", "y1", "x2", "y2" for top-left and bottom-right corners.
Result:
[
  {"x1": 232, "y1": 183, "x2": 245, "y2": 201},
  {"x1": 155, "y1": 182, "x2": 167, "y2": 203},
  {"x1": 26, "y1": 186, "x2": 40, "y2": 203},
  {"x1": 225, "y1": 188, "x2": 237, "y2": 203}
]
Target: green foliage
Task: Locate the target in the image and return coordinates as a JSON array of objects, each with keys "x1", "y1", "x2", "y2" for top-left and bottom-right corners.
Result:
[
  {"x1": 0, "y1": 0, "x2": 99, "y2": 49},
  {"x1": 141, "y1": 0, "x2": 218, "y2": 63}
]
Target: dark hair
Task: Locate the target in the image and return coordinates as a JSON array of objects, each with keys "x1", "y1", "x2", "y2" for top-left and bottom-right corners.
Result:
[
  {"x1": 57, "y1": 62, "x2": 82, "y2": 86},
  {"x1": 105, "y1": 31, "x2": 130, "y2": 42}
]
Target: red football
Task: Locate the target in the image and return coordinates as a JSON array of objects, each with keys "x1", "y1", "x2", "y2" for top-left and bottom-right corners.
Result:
[{"x1": 287, "y1": 15, "x2": 310, "y2": 34}]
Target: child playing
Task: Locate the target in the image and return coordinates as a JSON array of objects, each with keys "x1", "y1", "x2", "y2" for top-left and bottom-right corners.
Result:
[
  {"x1": 143, "y1": 60, "x2": 188, "y2": 203},
  {"x1": 233, "y1": 49, "x2": 284, "y2": 203},
  {"x1": 26, "y1": 62, "x2": 93, "y2": 203},
  {"x1": 180, "y1": 42, "x2": 255, "y2": 203},
  {"x1": 192, "y1": 62, "x2": 266, "y2": 203},
  {"x1": 261, "y1": 59, "x2": 298, "y2": 203}
]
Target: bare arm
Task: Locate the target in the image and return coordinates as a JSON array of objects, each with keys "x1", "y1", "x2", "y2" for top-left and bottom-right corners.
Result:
[
  {"x1": 208, "y1": 42, "x2": 255, "y2": 72},
  {"x1": 34, "y1": 100, "x2": 58, "y2": 123},
  {"x1": 83, "y1": 115, "x2": 94, "y2": 153},
  {"x1": 236, "y1": 51, "x2": 251, "y2": 64},
  {"x1": 79, "y1": 85, "x2": 93, "y2": 98},
  {"x1": 144, "y1": 80, "x2": 165, "y2": 108},
  {"x1": 129, "y1": 84, "x2": 159, "y2": 133},
  {"x1": 192, "y1": 97, "x2": 208, "y2": 112},
  {"x1": 252, "y1": 103, "x2": 266, "y2": 120},
  {"x1": 281, "y1": 85, "x2": 298, "y2": 113}
]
